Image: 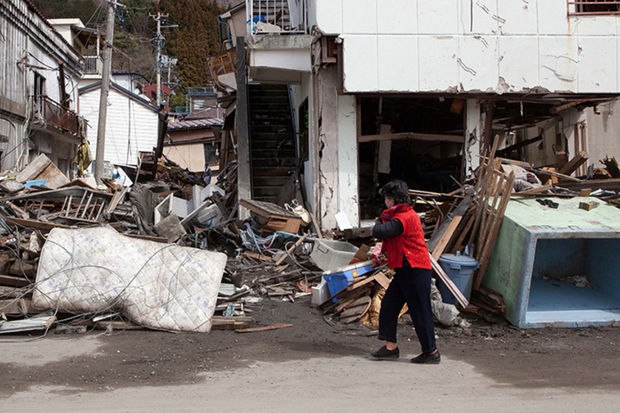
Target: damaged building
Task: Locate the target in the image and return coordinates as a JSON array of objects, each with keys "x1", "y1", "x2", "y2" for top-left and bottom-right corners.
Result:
[
  {"x1": 0, "y1": 0, "x2": 86, "y2": 175},
  {"x1": 212, "y1": 0, "x2": 620, "y2": 230},
  {"x1": 209, "y1": 0, "x2": 620, "y2": 326}
]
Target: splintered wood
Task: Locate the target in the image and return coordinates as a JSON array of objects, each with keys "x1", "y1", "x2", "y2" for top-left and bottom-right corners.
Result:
[
  {"x1": 427, "y1": 135, "x2": 514, "y2": 305},
  {"x1": 320, "y1": 269, "x2": 392, "y2": 324}
]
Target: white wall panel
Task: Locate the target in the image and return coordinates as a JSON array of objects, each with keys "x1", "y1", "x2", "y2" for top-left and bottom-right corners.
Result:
[
  {"x1": 418, "y1": 36, "x2": 459, "y2": 91},
  {"x1": 342, "y1": 0, "x2": 376, "y2": 34},
  {"x1": 498, "y1": 36, "x2": 539, "y2": 91},
  {"x1": 572, "y1": 16, "x2": 617, "y2": 36},
  {"x1": 313, "y1": 0, "x2": 342, "y2": 34},
  {"x1": 418, "y1": 0, "x2": 459, "y2": 35},
  {"x1": 461, "y1": 0, "x2": 498, "y2": 35},
  {"x1": 342, "y1": 35, "x2": 378, "y2": 92},
  {"x1": 317, "y1": 0, "x2": 620, "y2": 93},
  {"x1": 539, "y1": 37, "x2": 579, "y2": 92},
  {"x1": 498, "y1": 0, "x2": 538, "y2": 35},
  {"x1": 377, "y1": 0, "x2": 418, "y2": 34},
  {"x1": 458, "y1": 36, "x2": 499, "y2": 91},
  {"x1": 577, "y1": 37, "x2": 618, "y2": 92},
  {"x1": 538, "y1": 0, "x2": 569, "y2": 35},
  {"x1": 377, "y1": 36, "x2": 418, "y2": 91}
]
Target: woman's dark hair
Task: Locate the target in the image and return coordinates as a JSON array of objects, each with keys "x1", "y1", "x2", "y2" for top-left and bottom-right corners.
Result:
[{"x1": 379, "y1": 180, "x2": 411, "y2": 205}]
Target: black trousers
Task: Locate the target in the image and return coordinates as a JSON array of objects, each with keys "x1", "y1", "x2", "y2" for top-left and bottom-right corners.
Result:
[{"x1": 378, "y1": 266, "x2": 437, "y2": 354}]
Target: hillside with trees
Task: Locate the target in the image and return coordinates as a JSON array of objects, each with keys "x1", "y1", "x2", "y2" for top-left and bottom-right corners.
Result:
[{"x1": 33, "y1": 0, "x2": 225, "y2": 88}]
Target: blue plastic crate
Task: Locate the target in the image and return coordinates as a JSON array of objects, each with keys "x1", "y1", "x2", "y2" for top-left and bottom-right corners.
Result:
[{"x1": 323, "y1": 261, "x2": 375, "y2": 303}]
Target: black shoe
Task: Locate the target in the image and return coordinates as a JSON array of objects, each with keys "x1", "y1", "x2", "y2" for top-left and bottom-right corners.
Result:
[
  {"x1": 411, "y1": 350, "x2": 441, "y2": 364},
  {"x1": 371, "y1": 345, "x2": 399, "y2": 360}
]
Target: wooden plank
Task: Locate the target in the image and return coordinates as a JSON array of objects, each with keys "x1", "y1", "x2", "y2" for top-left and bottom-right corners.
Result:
[
  {"x1": 428, "y1": 193, "x2": 473, "y2": 254},
  {"x1": 0, "y1": 286, "x2": 27, "y2": 298},
  {"x1": 374, "y1": 272, "x2": 392, "y2": 290},
  {"x1": 94, "y1": 321, "x2": 145, "y2": 331},
  {"x1": 431, "y1": 216, "x2": 462, "y2": 260},
  {"x1": 15, "y1": 153, "x2": 52, "y2": 182},
  {"x1": 535, "y1": 167, "x2": 582, "y2": 183},
  {"x1": 339, "y1": 297, "x2": 371, "y2": 323},
  {"x1": 496, "y1": 157, "x2": 533, "y2": 169},
  {"x1": 0, "y1": 313, "x2": 56, "y2": 334},
  {"x1": 558, "y1": 151, "x2": 589, "y2": 176},
  {"x1": 274, "y1": 234, "x2": 308, "y2": 265},
  {"x1": 235, "y1": 37, "x2": 252, "y2": 217},
  {"x1": 579, "y1": 201, "x2": 599, "y2": 211},
  {"x1": 346, "y1": 274, "x2": 377, "y2": 291},
  {"x1": 558, "y1": 178, "x2": 620, "y2": 191},
  {"x1": 0, "y1": 298, "x2": 31, "y2": 316},
  {"x1": 358, "y1": 132, "x2": 464, "y2": 144},
  {"x1": 430, "y1": 254, "x2": 469, "y2": 308},
  {"x1": 474, "y1": 172, "x2": 516, "y2": 290},
  {"x1": 4, "y1": 217, "x2": 71, "y2": 232},
  {"x1": 4, "y1": 201, "x2": 29, "y2": 219},
  {"x1": 0, "y1": 275, "x2": 30, "y2": 288},
  {"x1": 235, "y1": 323, "x2": 293, "y2": 333},
  {"x1": 242, "y1": 251, "x2": 272, "y2": 261}
]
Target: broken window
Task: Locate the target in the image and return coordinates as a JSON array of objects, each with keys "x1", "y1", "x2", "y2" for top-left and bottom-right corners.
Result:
[{"x1": 569, "y1": 0, "x2": 620, "y2": 15}]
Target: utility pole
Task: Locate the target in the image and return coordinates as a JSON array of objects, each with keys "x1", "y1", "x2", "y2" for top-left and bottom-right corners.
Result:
[
  {"x1": 95, "y1": 0, "x2": 124, "y2": 183},
  {"x1": 150, "y1": 12, "x2": 177, "y2": 107}
]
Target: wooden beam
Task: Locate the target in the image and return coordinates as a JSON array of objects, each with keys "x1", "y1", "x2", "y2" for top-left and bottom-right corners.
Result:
[
  {"x1": 235, "y1": 323, "x2": 293, "y2": 333},
  {"x1": 430, "y1": 254, "x2": 469, "y2": 308},
  {"x1": 358, "y1": 132, "x2": 464, "y2": 144},
  {"x1": 235, "y1": 37, "x2": 251, "y2": 218},
  {"x1": 558, "y1": 151, "x2": 589, "y2": 176}
]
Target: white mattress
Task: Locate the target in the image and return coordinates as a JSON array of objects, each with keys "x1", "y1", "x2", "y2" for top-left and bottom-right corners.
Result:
[{"x1": 32, "y1": 227, "x2": 227, "y2": 332}]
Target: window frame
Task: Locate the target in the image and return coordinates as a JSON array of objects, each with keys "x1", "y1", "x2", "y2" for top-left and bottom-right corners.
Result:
[{"x1": 568, "y1": 0, "x2": 620, "y2": 15}]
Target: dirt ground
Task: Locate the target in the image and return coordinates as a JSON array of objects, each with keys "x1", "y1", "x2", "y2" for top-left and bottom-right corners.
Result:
[{"x1": 1, "y1": 297, "x2": 619, "y2": 401}]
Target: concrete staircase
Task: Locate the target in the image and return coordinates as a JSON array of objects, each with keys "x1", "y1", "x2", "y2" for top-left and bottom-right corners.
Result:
[{"x1": 248, "y1": 84, "x2": 296, "y2": 203}]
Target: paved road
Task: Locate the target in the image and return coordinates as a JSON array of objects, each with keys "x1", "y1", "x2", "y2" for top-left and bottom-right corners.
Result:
[{"x1": 3, "y1": 336, "x2": 619, "y2": 412}]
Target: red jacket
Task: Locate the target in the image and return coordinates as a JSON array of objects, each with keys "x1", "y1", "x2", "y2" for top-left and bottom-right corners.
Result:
[{"x1": 380, "y1": 204, "x2": 431, "y2": 270}]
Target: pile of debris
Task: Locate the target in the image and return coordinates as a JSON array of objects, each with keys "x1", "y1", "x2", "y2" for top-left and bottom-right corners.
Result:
[{"x1": 3, "y1": 138, "x2": 619, "y2": 336}]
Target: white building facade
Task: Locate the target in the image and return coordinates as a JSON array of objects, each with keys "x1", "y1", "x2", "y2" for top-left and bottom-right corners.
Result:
[
  {"x1": 224, "y1": 0, "x2": 620, "y2": 229},
  {"x1": 79, "y1": 82, "x2": 161, "y2": 167}
]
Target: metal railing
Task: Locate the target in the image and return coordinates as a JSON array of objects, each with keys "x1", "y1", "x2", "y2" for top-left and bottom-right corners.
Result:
[
  {"x1": 247, "y1": 0, "x2": 308, "y2": 35},
  {"x1": 568, "y1": 0, "x2": 620, "y2": 15},
  {"x1": 83, "y1": 55, "x2": 102, "y2": 75},
  {"x1": 187, "y1": 86, "x2": 217, "y2": 96},
  {"x1": 32, "y1": 96, "x2": 84, "y2": 137}
]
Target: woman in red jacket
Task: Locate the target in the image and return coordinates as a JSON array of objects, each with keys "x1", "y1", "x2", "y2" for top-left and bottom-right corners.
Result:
[{"x1": 371, "y1": 180, "x2": 440, "y2": 364}]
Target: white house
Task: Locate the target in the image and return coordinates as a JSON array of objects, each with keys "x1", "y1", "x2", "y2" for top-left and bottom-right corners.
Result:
[
  {"x1": 79, "y1": 81, "x2": 161, "y2": 167},
  {"x1": 216, "y1": 0, "x2": 620, "y2": 229},
  {"x1": 0, "y1": 0, "x2": 85, "y2": 174}
]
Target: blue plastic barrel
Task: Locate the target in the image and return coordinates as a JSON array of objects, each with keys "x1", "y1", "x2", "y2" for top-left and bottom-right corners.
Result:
[{"x1": 437, "y1": 254, "x2": 479, "y2": 305}]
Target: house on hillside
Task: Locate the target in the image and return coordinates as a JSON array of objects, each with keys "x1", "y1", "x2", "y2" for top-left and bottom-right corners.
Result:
[
  {"x1": 0, "y1": 0, "x2": 86, "y2": 174},
  {"x1": 164, "y1": 108, "x2": 223, "y2": 174},
  {"x1": 211, "y1": 0, "x2": 620, "y2": 229},
  {"x1": 79, "y1": 81, "x2": 163, "y2": 167}
]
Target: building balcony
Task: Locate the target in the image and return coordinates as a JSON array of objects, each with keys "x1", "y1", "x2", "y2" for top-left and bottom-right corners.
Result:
[
  {"x1": 247, "y1": 0, "x2": 308, "y2": 36},
  {"x1": 31, "y1": 96, "x2": 86, "y2": 139}
]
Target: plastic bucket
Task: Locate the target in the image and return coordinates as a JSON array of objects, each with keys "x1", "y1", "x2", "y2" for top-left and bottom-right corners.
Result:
[{"x1": 437, "y1": 254, "x2": 479, "y2": 305}]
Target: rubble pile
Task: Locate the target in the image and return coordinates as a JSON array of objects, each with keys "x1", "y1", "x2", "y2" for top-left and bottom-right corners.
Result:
[{"x1": 2, "y1": 137, "x2": 620, "y2": 336}]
